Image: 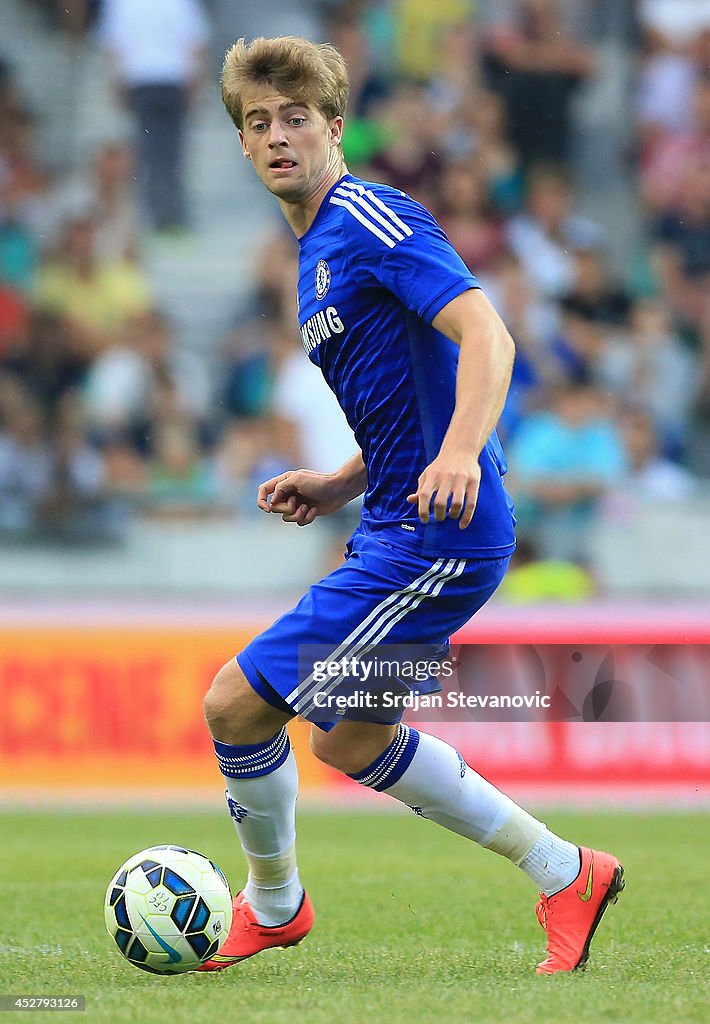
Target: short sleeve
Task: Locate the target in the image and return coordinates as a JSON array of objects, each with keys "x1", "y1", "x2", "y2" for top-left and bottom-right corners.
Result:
[{"x1": 336, "y1": 182, "x2": 479, "y2": 323}]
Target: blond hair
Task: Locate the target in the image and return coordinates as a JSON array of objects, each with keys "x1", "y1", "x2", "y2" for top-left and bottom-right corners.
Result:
[{"x1": 221, "y1": 36, "x2": 350, "y2": 131}]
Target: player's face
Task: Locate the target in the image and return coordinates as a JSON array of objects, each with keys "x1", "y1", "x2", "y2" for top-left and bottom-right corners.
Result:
[{"x1": 239, "y1": 89, "x2": 343, "y2": 203}]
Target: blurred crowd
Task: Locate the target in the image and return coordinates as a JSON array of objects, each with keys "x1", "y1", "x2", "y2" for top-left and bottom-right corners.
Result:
[{"x1": 1, "y1": 0, "x2": 709, "y2": 578}]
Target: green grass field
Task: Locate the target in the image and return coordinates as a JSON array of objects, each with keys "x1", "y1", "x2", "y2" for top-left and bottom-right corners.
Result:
[{"x1": 1, "y1": 809, "x2": 708, "y2": 1024}]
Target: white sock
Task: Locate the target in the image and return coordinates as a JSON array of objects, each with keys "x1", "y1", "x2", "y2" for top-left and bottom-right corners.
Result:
[
  {"x1": 519, "y1": 829, "x2": 581, "y2": 895},
  {"x1": 242, "y1": 852, "x2": 303, "y2": 927},
  {"x1": 214, "y1": 728, "x2": 303, "y2": 926},
  {"x1": 351, "y1": 726, "x2": 578, "y2": 892}
]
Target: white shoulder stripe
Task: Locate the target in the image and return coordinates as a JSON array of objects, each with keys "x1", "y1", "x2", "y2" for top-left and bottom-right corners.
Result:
[
  {"x1": 337, "y1": 182, "x2": 414, "y2": 238},
  {"x1": 333, "y1": 186, "x2": 405, "y2": 242},
  {"x1": 329, "y1": 196, "x2": 396, "y2": 248}
]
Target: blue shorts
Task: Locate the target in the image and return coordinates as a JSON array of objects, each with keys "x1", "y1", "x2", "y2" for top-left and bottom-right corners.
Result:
[{"x1": 238, "y1": 526, "x2": 510, "y2": 731}]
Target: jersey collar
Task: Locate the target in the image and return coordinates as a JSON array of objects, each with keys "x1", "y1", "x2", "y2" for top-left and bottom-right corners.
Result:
[{"x1": 297, "y1": 173, "x2": 356, "y2": 246}]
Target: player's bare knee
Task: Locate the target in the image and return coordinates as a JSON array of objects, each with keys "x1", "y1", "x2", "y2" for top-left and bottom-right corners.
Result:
[
  {"x1": 203, "y1": 659, "x2": 287, "y2": 743},
  {"x1": 203, "y1": 661, "x2": 240, "y2": 730}
]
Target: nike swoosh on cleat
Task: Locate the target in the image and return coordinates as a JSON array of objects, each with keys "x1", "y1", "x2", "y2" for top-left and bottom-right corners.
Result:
[
  {"x1": 577, "y1": 859, "x2": 594, "y2": 902},
  {"x1": 139, "y1": 914, "x2": 182, "y2": 963}
]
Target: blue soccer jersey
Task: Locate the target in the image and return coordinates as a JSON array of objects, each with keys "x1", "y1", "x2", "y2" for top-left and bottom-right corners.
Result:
[{"x1": 296, "y1": 173, "x2": 515, "y2": 558}]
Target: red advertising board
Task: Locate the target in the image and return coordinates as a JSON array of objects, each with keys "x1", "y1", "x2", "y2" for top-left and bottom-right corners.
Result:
[{"x1": 1, "y1": 611, "x2": 708, "y2": 805}]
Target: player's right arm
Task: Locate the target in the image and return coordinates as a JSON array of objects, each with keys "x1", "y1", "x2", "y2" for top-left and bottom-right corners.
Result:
[{"x1": 258, "y1": 452, "x2": 366, "y2": 526}]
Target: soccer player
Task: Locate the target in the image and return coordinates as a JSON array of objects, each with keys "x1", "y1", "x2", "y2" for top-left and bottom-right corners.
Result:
[{"x1": 200, "y1": 36, "x2": 623, "y2": 975}]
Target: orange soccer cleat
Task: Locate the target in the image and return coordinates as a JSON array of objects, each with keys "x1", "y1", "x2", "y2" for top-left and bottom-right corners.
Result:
[
  {"x1": 198, "y1": 890, "x2": 315, "y2": 972},
  {"x1": 535, "y1": 846, "x2": 624, "y2": 975}
]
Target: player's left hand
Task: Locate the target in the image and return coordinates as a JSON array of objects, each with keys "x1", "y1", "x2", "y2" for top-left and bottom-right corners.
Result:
[{"x1": 406, "y1": 452, "x2": 481, "y2": 529}]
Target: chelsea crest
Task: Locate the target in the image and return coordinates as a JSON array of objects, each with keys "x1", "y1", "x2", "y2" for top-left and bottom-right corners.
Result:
[{"x1": 315, "y1": 259, "x2": 331, "y2": 300}]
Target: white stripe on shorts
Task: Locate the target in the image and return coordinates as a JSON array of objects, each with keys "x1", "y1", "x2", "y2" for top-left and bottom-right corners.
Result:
[
  {"x1": 290, "y1": 557, "x2": 467, "y2": 714},
  {"x1": 286, "y1": 557, "x2": 445, "y2": 708},
  {"x1": 298, "y1": 558, "x2": 466, "y2": 715}
]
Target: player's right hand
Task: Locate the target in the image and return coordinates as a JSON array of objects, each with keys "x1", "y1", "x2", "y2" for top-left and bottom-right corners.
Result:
[{"x1": 257, "y1": 469, "x2": 350, "y2": 526}]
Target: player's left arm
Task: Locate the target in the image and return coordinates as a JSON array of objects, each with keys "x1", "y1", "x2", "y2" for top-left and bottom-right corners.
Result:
[{"x1": 406, "y1": 288, "x2": 515, "y2": 528}]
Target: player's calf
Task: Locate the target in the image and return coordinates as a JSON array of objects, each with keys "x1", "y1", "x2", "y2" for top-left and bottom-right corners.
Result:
[
  {"x1": 204, "y1": 659, "x2": 307, "y2": 946},
  {"x1": 310, "y1": 720, "x2": 398, "y2": 775},
  {"x1": 329, "y1": 723, "x2": 622, "y2": 972}
]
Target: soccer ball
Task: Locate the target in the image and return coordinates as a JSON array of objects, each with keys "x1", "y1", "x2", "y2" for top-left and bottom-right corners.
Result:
[{"x1": 104, "y1": 845, "x2": 233, "y2": 974}]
